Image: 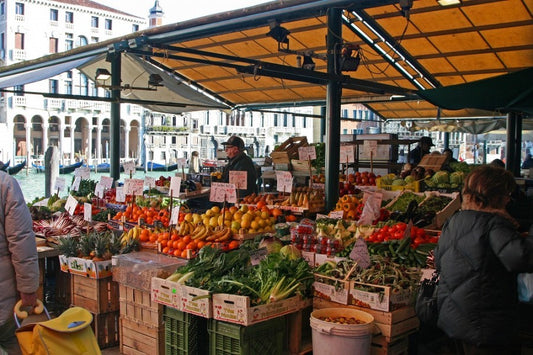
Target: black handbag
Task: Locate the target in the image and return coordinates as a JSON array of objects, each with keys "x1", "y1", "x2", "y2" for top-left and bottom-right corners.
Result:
[{"x1": 415, "y1": 271, "x2": 439, "y2": 326}]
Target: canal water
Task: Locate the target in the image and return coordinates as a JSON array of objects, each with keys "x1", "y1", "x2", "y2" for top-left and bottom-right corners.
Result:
[{"x1": 13, "y1": 168, "x2": 180, "y2": 203}]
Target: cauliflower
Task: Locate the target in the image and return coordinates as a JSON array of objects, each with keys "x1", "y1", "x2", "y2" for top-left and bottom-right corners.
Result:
[
  {"x1": 432, "y1": 171, "x2": 449, "y2": 185},
  {"x1": 450, "y1": 171, "x2": 465, "y2": 186}
]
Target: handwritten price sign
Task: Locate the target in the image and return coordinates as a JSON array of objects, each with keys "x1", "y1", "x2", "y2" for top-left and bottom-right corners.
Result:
[
  {"x1": 100, "y1": 176, "x2": 114, "y2": 190},
  {"x1": 84, "y1": 203, "x2": 92, "y2": 222},
  {"x1": 54, "y1": 177, "x2": 66, "y2": 192},
  {"x1": 170, "y1": 206, "x2": 180, "y2": 225},
  {"x1": 65, "y1": 195, "x2": 78, "y2": 216},
  {"x1": 170, "y1": 176, "x2": 182, "y2": 196},
  {"x1": 71, "y1": 176, "x2": 81, "y2": 192},
  {"x1": 94, "y1": 183, "x2": 104, "y2": 198},
  {"x1": 123, "y1": 160, "x2": 136, "y2": 175},
  {"x1": 229, "y1": 171, "x2": 247, "y2": 190},
  {"x1": 209, "y1": 182, "x2": 237, "y2": 203},
  {"x1": 115, "y1": 186, "x2": 125, "y2": 202},
  {"x1": 340, "y1": 145, "x2": 355, "y2": 163},
  {"x1": 74, "y1": 166, "x2": 90, "y2": 179},
  {"x1": 363, "y1": 140, "x2": 378, "y2": 157},
  {"x1": 298, "y1": 146, "x2": 316, "y2": 161},
  {"x1": 276, "y1": 171, "x2": 293, "y2": 193},
  {"x1": 144, "y1": 176, "x2": 156, "y2": 188},
  {"x1": 124, "y1": 178, "x2": 144, "y2": 196},
  {"x1": 177, "y1": 158, "x2": 187, "y2": 169},
  {"x1": 350, "y1": 238, "x2": 371, "y2": 269}
]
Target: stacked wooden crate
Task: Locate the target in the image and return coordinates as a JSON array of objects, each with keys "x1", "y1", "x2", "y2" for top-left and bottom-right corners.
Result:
[
  {"x1": 271, "y1": 136, "x2": 308, "y2": 170},
  {"x1": 70, "y1": 274, "x2": 120, "y2": 349}
]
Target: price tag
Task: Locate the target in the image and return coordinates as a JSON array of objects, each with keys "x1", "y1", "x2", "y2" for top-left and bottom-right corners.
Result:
[
  {"x1": 71, "y1": 176, "x2": 81, "y2": 192},
  {"x1": 83, "y1": 203, "x2": 92, "y2": 222},
  {"x1": 209, "y1": 182, "x2": 237, "y2": 203},
  {"x1": 100, "y1": 176, "x2": 114, "y2": 190},
  {"x1": 74, "y1": 166, "x2": 90, "y2": 179},
  {"x1": 276, "y1": 171, "x2": 293, "y2": 193},
  {"x1": 340, "y1": 145, "x2": 355, "y2": 163},
  {"x1": 33, "y1": 198, "x2": 49, "y2": 207},
  {"x1": 315, "y1": 213, "x2": 329, "y2": 219},
  {"x1": 124, "y1": 178, "x2": 144, "y2": 196},
  {"x1": 328, "y1": 210, "x2": 345, "y2": 219},
  {"x1": 65, "y1": 195, "x2": 78, "y2": 216},
  {"x1": 229, "y1": 171, "x2": 247, "y2": 190},
  {"x1": 170, "y1": 206, "x2": 180, "y2": 225},
  {"x1": 363, "y1": 140, "x2": 378, "y2": 157},
  {"x1": 123, "y1": 160, "x2": 136, "y2": 175},
  {"x1": 250, "y1": 248, "x2": 268, "y2": 265},
  {"x1": 54, "y1": 177, "x2": 66, "y2": 192},
  {"x1": 115, "y1": 186, "x2": 125, "y2": 203},
  {"x1": 170, "y1": 176, "x2": 182, "y2": 196},
  {"x1": 298, "y1": 146, "x2": 316, "y2": 161},
  {"x1": 144, "y1": 176, "x2": 156, "y2": 188},
  {"x1": 349, "y1": 238, "x2": 371, "y2": 269},
  {"x1": 177, "y1": 158, "x2": 187, "y2": 168},
  {"x1": 94, "y1": 183, "x2": 104, "y2": 198}
]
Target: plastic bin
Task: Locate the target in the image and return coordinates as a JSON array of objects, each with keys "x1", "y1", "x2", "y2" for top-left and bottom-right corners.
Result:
[
  {"x1": 164, "y1": 306, "x2": 208, "y2": 355},
  {"x1": 207, "y1": 316, "x2": 285, "y2": 355}
]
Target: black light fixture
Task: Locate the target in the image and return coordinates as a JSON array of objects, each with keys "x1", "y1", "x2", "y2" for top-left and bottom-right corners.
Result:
[
  {"x1": 148, "y1": 73, "x2": 163, "y2": 87},
  {"x1": 266, "y1": 21, "x2": 290, "y2": 50},
  {"x1": 301, "y1": 54, "x2": 316, "y2": 71},
  {"x1": 95, "y1": 68, "x2": 111, "y2": 81},
  {"x1": 340, "y1": 44, "x2": 361, "y2": 72}
]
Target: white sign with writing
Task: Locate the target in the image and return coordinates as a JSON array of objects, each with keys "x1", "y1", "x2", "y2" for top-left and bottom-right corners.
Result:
[
  {"x1": 349, "y1": 237, "x2": 371, "y2": 269},
  {"x1": 83, "y1": 203, "x2": 92, "y2": 222},
  {"x1": 123, "y1": 160, "x2": 136, "y2": 175},
  {"x1": 124, "y1": 178, "x2": 144, "y2": 196},
  {"x1": 74, "y1": 166, "x2": 90, "y2": 179},
  {"x1": 229, "y1": 171, "x2": 247, "y2": 190},
  {"x1": 94, "y1": 183, "x2": 104, "y2": 198},
  {"x1": 54, "y1": 177, "x2": 66, "y2": 192},
  {"x1": 363, "y1": 140, "x2": 379, "y2": 158},
  {"x1": 298, "y1": 146, "x2": 316, "y2": 161},
  {"x1": 170, "y1": 176, "x2": 182, "y2": 196},
  {"x1": 276, "y1": 171, "x2": 293, "y2": 193},
  {"x1": 100, "y1": 176, "x2": 114, "y2": 190},
  {"x1": 144, "y1": 176, "x2": 156, "y2": 188},
  {"x1": 328, "y1": 210, "x2": 345, "y2": 219},
  {"x1": 71, "y1": 176, "x2": 81, "y2": 192},
  {"x1": 340, "y1": 145, "x2": 355, "y2": 163},
  {"x1": 65, "y1": 195, "x2": 78, "y2": 216},
  {"x1": 177, "y1": 158, "x2": 187, "y2": 168},
  {"x1": 209, "y1": 182, "x2": 237, "y2": 203},
  {"x1": 115, "y1": 186, "x2": 125, "y2": 203},
  {"x1": 170, "y1": 206, "x2": 180, "y2": 225}
]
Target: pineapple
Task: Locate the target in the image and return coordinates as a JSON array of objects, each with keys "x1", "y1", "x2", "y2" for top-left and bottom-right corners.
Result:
[
  {"x1": 56, "y1": 236, "x2": 79, "y2": 258},
  {"x1": 79, "y1": 233, "x2": 96, "y2": 259},
  {"x1": 93, "y1": 232, "x2": 110, "y2": 261},
  {"x1": 109, "y1": 231, "x2": 123, "y2": 256}
]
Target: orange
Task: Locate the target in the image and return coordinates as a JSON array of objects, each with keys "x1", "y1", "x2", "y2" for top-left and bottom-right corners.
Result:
[
  {"x1": 180, "y1": 250, "x2": 188, "y2": 258},
  {"x1": 162, "y1": 246, "x2": 169, "y2": 254},
  {"x1": 228, "y1": 240, "x2": 240, "y2": 250},
  {"x1": 173, "y1": 249, "x2": 181, "y2": 257},
  {"x1": 256, "y1": 200, "x2": 266, "y2": 209}
]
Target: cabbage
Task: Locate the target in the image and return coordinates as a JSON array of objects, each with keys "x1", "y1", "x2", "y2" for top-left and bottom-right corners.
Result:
[
  {"x1": 404, "y1": 175, "x2": 415, "y2": 184},
  {"x1": 450, "y1": 171, "x2": 465, "y2": 185},
  {"x1": 259, "y1": 236, "x2": 283, "y2": 254},
  {"x1": 279, "y1": 245, "x2": 302, "y2": 260},
  {"x1": 392, "y1": 179, "x2": 406, "y2": 186},
  {"x1": 431, "y1": 171, "x2": 449, "y2": 184}
]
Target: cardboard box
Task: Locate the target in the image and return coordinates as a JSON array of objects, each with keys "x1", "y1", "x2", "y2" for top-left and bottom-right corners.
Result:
[
  {"x1": 179, "y1": 285, "x2": 212, "y2": 318},
  {"x1": 212, "y1": 293, "x2": 302, "y2": 326},
  {"x1": 313, "y1": 275, "x2": 350, "y2": 305},
  {"x1": 59, "y1": 254, "x2": 69, "y2": 272},
  {"x1": 314, "y1": 253, "x2": 346, "y2": 266},
  {"x1": 301, "y1": 251, "x2": 315, "y2": 267},
  {"x1": 68, "y1": 256, "x2": 113, "y2": 279},
  {"x1": 151, "y1": 277, "x2": 180, "y2": 309},
  {"x1": 350, "y1": 281, "x2": 415, "y2": 312}
]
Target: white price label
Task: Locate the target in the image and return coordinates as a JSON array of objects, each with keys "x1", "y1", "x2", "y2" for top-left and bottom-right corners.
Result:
[
  {"x1": 276, "y1": 171, "x2": 293, "y2": 193},
  {"x1": 115, "y1": 186, "x2": 125, "y2": 203},
  {"x1": 170, "y1": 176, "x2": 182, "y2": 196},
  {"x1": 71, "y1": 176, "x2": 81, "y2": 192},
  {"x1": 340, "y1": 145, "x2": 355, "y2": 163},
  {"x1": 209, "y1": 182, "x2": 237, "y2": 203},
  {"x1": 144, "y1": 176, "x2": 156, "y2": 188},
  {"x1": 65, "y1": 195, "x2": 78, "y2": 216},
  {"x1": 363, "y1": 140, "x2": 378, "y2": 157},
  {"x1": 177, "y1": 158, "x2": 187, "y2": 168},
  {"x1": 83, "y1": 203, "x2": 92, "y2": 222},
  {"x1": 298, "y1": 146, "x2": 316, "y2": 161},
  {"x1": 74, "y1": 166, "x2": 91, "y2": 179},
  {"x1": 170, "y1": 206, "x2": 180, "y2": 225},
  {"x1": 350, "y1": 238, "x2": 371, "y2": 269},
  {"x1": 123, "y1": 160, "x2": 136, "y2": 175},
  {"x1": 229, "y1": 171, "x2": 247, "y2": 190},
  {"x1": 94, "y1": 183, "x2": 104, "y2": 198},
  {"x1": 54, "y1": 177, "x2": 66, "y2": 192},
  {"x1": 100, "y1": 176, "x2": 114, "y2": 190},
  {"x1": 124, "y1": 178, "x2": 144, "y2": 196}
]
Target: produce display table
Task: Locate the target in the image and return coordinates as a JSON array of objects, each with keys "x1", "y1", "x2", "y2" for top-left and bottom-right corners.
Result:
[{"x1": 36, "y1": 247, "x2": 69, "y2": 307}]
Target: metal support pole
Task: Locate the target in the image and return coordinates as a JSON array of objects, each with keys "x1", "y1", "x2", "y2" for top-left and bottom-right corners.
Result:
[
  {"x1": 320, "y1": 106, "x2": 326, "y2": 143},
  {"x1": 324, "y1": 8, "x2": 342, "y2": 212},
  {"x1": 506, "y1": 112, "x2": 522, "y2": 176},
  {"x1": 443, "y1": 132, "x2": 450, "y2": 150},
  {"x1": 110, "y1": 53, "x2": 121, "y2": 182}
]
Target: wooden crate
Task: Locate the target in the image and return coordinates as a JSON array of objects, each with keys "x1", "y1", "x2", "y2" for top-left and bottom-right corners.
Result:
[
  {"x1": 417, "y1": 154, "x2": 447, "y2": 172},
  {"x1": 371, "y1": 334, "x2": 409, "y2": 355},
  {"x1": 313, "y1": 298, "x2": 419, "y2": 342},
  {"x1": 120, "y1": 316, "x2": 164, "y2": 355},
  {"x1": 119, "y1": 284, "x2": 164, "y2": 328},
  {"x1": 287, "y1": 303, "x2": 313, "y2": 355},
  {"x1": 71, "y1": 274, "x2": 119, "y2": 313},
  {"x1": 55, "y1": 269, "x2": 71, "y2": 307},
  {"x1": 272, "y1": 136, "x2": 308, "y2": 163},
  {"x1": 92, "y1": 311, "x2": 120, "y2": 349}
]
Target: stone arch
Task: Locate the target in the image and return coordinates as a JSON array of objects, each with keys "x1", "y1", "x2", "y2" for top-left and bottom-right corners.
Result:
[
  {"x1": 13, "y1": 114, "x2": 27, "y2": 156},
  {"x1": 31, "y1": 115, "x2": 44, "y2": 156}
]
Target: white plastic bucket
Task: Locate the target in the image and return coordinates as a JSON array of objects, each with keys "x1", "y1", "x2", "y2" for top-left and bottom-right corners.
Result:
[{"x1": 310, "y1": 307, "x2": 374, "y2": 355}]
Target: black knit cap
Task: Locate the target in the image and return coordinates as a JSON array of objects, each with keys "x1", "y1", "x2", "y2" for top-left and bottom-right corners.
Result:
[{"x1": 221, "y1": 135, "x2": 244, "y2": 149}]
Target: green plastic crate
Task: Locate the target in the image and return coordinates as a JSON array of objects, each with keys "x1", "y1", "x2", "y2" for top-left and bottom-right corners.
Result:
[
  {"x1": 164, "y1": 306, "x2": 208, "y2": 355},
  {"x1": 208, "y1": 317, "x2": 286, "y2": 355}
]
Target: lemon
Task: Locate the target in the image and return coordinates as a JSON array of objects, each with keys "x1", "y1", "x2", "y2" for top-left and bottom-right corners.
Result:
[{"x1": 211, "y1": 206, "x2": 220, "y2": 214}]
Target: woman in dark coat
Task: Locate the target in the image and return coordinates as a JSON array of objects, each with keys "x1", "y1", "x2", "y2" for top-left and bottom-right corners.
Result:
[{"x1": 435, "y1": 165, "x2": 533, "y2": 354}]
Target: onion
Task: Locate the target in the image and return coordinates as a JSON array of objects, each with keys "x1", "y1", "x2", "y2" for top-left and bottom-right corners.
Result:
[
  {"x1": 258, "y1": 236, "x2": 283, "y2": 254},
  {"x1": 280, "y1": 244, "x2": 302, "y2": 260}
]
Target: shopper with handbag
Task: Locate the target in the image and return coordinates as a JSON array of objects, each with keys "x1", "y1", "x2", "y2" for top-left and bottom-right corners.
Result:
[{"x1": 435, "y1": 165, "x2": 533, "y2": 354}]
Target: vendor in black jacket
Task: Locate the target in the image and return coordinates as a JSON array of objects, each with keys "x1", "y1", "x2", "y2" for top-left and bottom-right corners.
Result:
[
  {"x1": 435, "y1": 165, "x2": 533, "y2": 354},
  {"x1": 221, "y1": 135, "x2": 258, "y2": 198}
]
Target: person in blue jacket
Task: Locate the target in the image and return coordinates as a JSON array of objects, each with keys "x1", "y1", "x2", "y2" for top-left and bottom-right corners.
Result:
[{"x1": 435, "y1": 165, "x2": 533, "y2": 354}]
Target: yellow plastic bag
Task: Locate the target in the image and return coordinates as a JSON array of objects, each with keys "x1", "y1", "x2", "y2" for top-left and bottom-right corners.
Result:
[{"x1": 16, "y1": 307, "x2": 101, "y2": 355}]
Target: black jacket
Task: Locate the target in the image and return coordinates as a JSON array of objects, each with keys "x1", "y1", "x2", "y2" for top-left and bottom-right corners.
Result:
[
  {"x1": 222, "y1": 152, "x2": 258, "y2": 198},
  {"x1": 435, "y1": 210, "x2": 533, "y2": 346}
]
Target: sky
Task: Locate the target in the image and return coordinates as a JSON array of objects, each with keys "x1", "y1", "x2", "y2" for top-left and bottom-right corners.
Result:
[{"x1": 93, "y1": 0, "x2": 272, "y2": 23}]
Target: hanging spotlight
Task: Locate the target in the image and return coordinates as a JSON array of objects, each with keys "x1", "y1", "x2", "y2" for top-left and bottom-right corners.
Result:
[
  {"x1": 266, "y1": 21, "x2": 290, "y2": 48},
  {"x1": 301, "y1": 54, "x2": 316, "y2": 71},
  {"x1": 340, "y1": 44, "x2": 361, "y2": 72},
  {"x1": 95, "y1": 68, "x2": 111, "y2": 81},
  {"x1": 148, "y1": 73, "x2": 163, "y2": 87}
]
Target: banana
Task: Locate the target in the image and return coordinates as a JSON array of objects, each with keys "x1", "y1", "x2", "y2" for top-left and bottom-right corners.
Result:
[
  {"x1": 192, "y1": 225, "x2": 209, "y2": 240},
  {"x1": 190, "y1": 224, "x2": 205, "y2": 239},
  {"x1": 207, "y1": 226, "x2": 228, "y2": 241},
  {"x1": 133, "y1": 227, "x2": 141, "y2": 240},
  {"x1": 215, "y1": 228, "x2": 232, "y2": 242}
]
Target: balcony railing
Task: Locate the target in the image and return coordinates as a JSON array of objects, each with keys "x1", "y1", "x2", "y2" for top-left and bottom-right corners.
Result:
[
  {"x1": 46, "y1": 99, "x2": 62, "y2": 110},
  {"x1": 12, "y1": 49, "x2": 25, "y2": 60},
  {"x1": 14, "y1": 96, "x2": 26, "y2": 107},
  {"x1": 15, "y1": 15, "x2": 24, "y2": 22}
]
